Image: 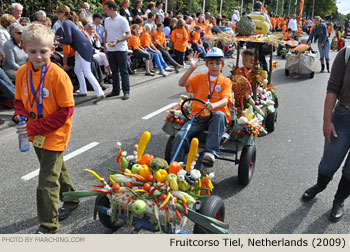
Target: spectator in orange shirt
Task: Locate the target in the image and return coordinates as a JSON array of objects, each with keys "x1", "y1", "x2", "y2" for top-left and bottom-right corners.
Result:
[
  {"x1": 153, "y1": 23, "x2": 181, "y2": 73},
  {"x1": 189, "y1": 26, "x2": 206, "y2": 57},
  {"x1": 234, "y1": 50, "x2": 255, "y2": 85},
  {"x1": 128, "y1": 24, "x2": 154, "y2": 76},
  {"x1": 141, "y1": 23, "x2": 170, "y2": 76},
  {"x1": 328, "y1": 22, "x2": 333, "y2": 37},
  {"x1": 170, "y1": 18, "x2": 189, "y2": 66}
]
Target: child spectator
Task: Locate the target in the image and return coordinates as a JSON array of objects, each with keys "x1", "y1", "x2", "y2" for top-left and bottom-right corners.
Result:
[
  {"x1": 128, "y1": 24, "x2": 154, "y2": 76},
  {"x1": 189, "y1": 25, "x2": 206, "y2": 58},
  {"x1": 337, "y1": 26, "x2": 346, "y2": 51},
  {"x1": 171, "y1": 48, "x2": 233, "y2": 165},
  {"x1": 170, "y1": 18, "x2": 188, "y2": 66},
  {"x1": 13, "y1": 23, "x2": 79, "y2": 234},
  {"x1": 153, "y1": 23, "x2": 182, "y2": 73},
  {"x1": 141, "y1": 23, "x2": 170, "y2": 77}
]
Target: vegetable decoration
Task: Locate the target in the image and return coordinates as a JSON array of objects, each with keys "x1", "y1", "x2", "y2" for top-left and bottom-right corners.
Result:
[{"x1": 62, "y1": 131, "x2": 227, "y2": 234}]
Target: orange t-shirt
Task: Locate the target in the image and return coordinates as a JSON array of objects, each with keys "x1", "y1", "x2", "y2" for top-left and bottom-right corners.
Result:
[
  {"x1": 140, "y1": 32, "x2": 152, "y2": 48},
  {"x1": 170, "y1": 27, "x2": 188, "y2": 52},
  {"x1": 196, "y1": 22, "x2": 207, "y2": 33},
  {"x1": 234, "y1": 67, "x2": 254, "y2": 83},
  {"x1": 328, "y1": 25, "x2": 333, "y2": 34},
  {"x1": 153, "y1": 30, "x2": 166, "y2": 46},
  {"x1": 189, "y1": 30, "x2": 201, "y2": 43},
  {"x1": 15, "y1": 61, "x2": 74, "y2": 151},
  {"x1": 186, "y1": 72, "x2": 233, "y2": 123},
  {"x1": 63, "y1": 45, "x2": 75, "y2": 57},
  {"x1": 128, "y1": 34, "x2": 141, "y2": 50}
]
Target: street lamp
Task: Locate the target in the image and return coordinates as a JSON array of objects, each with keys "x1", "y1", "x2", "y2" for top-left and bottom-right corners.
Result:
[{"x1": 203, "y1": 0, "x2": 206, "y2": 14}]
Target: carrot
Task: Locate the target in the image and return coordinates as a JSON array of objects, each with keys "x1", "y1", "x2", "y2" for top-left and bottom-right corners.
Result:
[{"x1": 164, "y1": 207, "x2": 171, "y2": 223}]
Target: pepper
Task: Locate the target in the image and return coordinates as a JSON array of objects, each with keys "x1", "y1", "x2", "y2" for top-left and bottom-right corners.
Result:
[
  {"x1": 90, "y1": 189, "x2": 111, "y2": 194},
  {"x1": 175, "y1": 209, "x2": 183, "y2": 221},
  {"x1": 155, "y1": 169, "x2": 168, "y2": 183},
  {"x1": 92, "y1": 184, "x2": 105, "y2": 188},
  {"x1": 125, "y1": 187, "x2": 143, "y2": 200},
  {"x1": 182, "y1": 202, "x2": 188, "y2": 215},
  {"x1": 159, "y1": 192, "x2": 171, "y2": 208},
  {"x1": 148, "y1": 183, "x2": 165, "y2": 196},
  {"x1": 168, "y1": 161, "x2": 183, "y2": 174},
  {"x1": 116, "y1": 149, "x2": 123, "y2": 163},
  {"x1": 139, "y1": 164, "x2": 153, "y2": 179}
]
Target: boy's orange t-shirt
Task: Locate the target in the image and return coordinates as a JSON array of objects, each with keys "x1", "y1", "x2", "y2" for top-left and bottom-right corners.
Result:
[
  {"x1": 15, "y1": 61, "x2": 74, "y2": 151},
  {"x1": 128, "y1": 34, "x2": 141, "y2": 50},
  {"x1": 170, "y1": 27, "x2": 188, "y2": 52},
  {"x1": 140, "y1": 32, "x2": 152, "y2": 48},
  {"x1": 63, "y1": 45, "x2": 75, "y2": 57},
  {"x1": 153, "y1": 30, "x2": 166, "y2": 46},
  {"x1": 186, "y1": 72, "x2": 233, "y2": 123}
]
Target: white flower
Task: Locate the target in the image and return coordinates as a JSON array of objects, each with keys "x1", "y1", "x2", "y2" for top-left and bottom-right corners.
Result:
[
  {"x1": 121, "y1": 151, "x2": 127, "y2": 157},
  {"x1": 208, "y1": 172, "x2": 215, "y2": 179},
  {"x1": 133, "y1": 150, "x2": 138, "y2": 156},
  {"x1": 177, "y1": 169, "x2": 187, "y2": 177},
  {"x1": 117, "y1": 142, "x2": 121, "y2": 148},
  {"x1": 190, "y1": 170, "x2": 201, "y2": 180},
  {"x1": 134, "y1": 144, "x2": 138, "y2": 151},
  {"x1": 126, "y1": 155, "x2": 136, "y2": 161},
  {"x1": 178, "y1": 175, "x2": 185, "y2": 182}
]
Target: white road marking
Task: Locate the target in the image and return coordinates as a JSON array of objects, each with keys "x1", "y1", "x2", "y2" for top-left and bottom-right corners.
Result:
[
  {"x1": 21, "y1": 142, "x2": 99, "y2": 181},
  {"x1": 142, "y1": 102, "x2": 178, "y2": 120}
]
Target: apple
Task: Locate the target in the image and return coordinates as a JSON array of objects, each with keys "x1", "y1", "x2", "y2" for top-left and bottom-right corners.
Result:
[
  {"x1": 131, "y1": 163, "x2": 142, "y2": 174},
  {"x1": 132, "y1": 199, "x2": 147, "y2": 215},
  {"x1": 124, "y1": 168, "x2": 132, "y2": 174},
  {"x1": 166, "y1": 173, "x2": 178, "y2": 184}
]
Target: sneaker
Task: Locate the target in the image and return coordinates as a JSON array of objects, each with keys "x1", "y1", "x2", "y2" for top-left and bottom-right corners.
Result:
[
  {"x1": 164, "y1": 67, "x2": 172, "y2": 72},
  {"x1": 58, "y1": 207, "x2": 76, "y2": 221},
  {"x1": 160, "y1": 70, "x2": 168, "y2": 77},
  {"x1": 106, "y1": 92, "x2": 120, "y2": 98},
  {"x1": 202, "y1": 152, "x2": 215, "y2": 166},
  {"x1": 122, "y1": 93, "x2": 129, "y2": 100}
]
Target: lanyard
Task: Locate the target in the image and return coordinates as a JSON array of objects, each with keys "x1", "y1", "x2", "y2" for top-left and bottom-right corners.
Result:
[
  {"x1": 26, "y1": 63, "x2": 51, "y2": 118},
  {"x1": 207, "y1": 73, "x2": 219, "y2": 102}
]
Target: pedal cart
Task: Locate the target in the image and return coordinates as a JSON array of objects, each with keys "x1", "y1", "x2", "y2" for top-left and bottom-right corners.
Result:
[
  {"x1": 284, "y1": 44, "x2": 317, "y2": 79},
  {"x1": 63, "y1": 131, "x2": 229, "y2": 234}
]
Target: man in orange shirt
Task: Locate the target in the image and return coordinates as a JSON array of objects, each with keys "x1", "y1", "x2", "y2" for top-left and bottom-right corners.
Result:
[
  {"x1": 171, "y1": 48, "x2": 233, "y2": 165},
  {"x1": 13, "y1": 23, "x2": 78, "y2": 234}
]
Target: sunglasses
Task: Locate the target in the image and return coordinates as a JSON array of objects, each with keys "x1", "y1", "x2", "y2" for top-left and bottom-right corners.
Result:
[{"x1": 15, "y1": 31, "x2": 22, "y2": 34}]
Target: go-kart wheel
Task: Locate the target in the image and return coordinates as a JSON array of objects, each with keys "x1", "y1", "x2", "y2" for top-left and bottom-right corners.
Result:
[
  {"x1": 285, "y1": 69, "x2": 289, "y2": 76},
  {"x1": 238, "y1": 144, "x2": 256, "y2": 186},
  {"x1": 96, "y1": 195, "x2": 118, "y2": 229},
  {"x1": 181, "y1": 97, "x2": 212, "y2": 123},
  {"x1": 309, "y1": 72, "x2": 314, "y2": 79},
  {"x1": 193, "y1": 195, "x2": 225, "y2": 234},
  {"x1": 164, "y1": 136, "x2": 174, "y2": 163},
  {"x1": 265, "y1": 110, "x2": 277, "y2": 133},
  {"x1": 282, "y1": 54, "x2": 286, "y2": 59}
]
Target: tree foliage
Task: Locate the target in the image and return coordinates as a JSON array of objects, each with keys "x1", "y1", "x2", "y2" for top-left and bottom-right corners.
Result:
[{"x1": 0, "y1": 0, "x2": 340, "y2": 21}]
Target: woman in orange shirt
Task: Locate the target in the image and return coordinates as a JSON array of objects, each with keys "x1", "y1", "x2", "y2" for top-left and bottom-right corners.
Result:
[
  {"x1": 170, "y1": 18, "x2": 188, "y2": 66},
  {"x1": 128, "y1": 24, "x2": 154, "y2": 76},
  {"x1": 154, "y1": 23, "x2": 181, "y2": 73},
  {"x1": 141, "y1": 23, "x2": 170, "y2": 76},
  {"x1": 189, "y1": 26, "x2": 206, "y2": 57}
]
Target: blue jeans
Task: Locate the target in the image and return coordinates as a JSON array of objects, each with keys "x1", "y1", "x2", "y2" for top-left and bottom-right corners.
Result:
[
  {"x1": 107, "y1": 51, "x2": 130, "y2": 94},
  {"x1": 318, "y1": 103, "x2": 350, "y2": 179},
  {"x1": 146, "y1": 48, "x2": 168, "y2": 71},
  {"x1": 318, "y1": 39, "x2": 330, "y2": 61},
  {"x1": 0, "y1": 68, "x2": 15, "y2": 106},
  {"x1": 170, "y1": 111, "x2": 227, "y2": 162}
]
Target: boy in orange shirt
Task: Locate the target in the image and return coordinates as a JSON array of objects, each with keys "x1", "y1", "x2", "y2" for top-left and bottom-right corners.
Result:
[
  {"x1": 234, "y1": 50, "x2": 255, "y2": 84},
  {"x1": 170, "y1": 19, "x2": 189, "y2": 66},
  {"x1": 128, "y1": 24, "x2": 154, "y2": 76},
  {"x1": 13, "y1": 23, "x2": 79, "y2": 234},
  {"x1": 171, "y1": 48, "x2": 233, "y2": 165}
]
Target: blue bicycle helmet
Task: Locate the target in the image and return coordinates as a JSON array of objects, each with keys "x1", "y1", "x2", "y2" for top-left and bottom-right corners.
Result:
[{"x1": 204, "y1": 47, "x2": 224, "y2": 58}]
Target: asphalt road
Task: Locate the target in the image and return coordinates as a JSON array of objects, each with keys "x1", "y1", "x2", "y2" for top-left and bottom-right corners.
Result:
[{"x1": 0, "y1": 46, "x2": 349, "y2": 235}]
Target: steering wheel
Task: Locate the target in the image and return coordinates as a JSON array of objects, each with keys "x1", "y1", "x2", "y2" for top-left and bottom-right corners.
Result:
[{"x1": 181, "y1": 97, "x2": 212, "y2": 124}]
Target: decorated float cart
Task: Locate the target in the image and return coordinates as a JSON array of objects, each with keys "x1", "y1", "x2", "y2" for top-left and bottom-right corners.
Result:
[
  {"x1": 63, "y1": 131, "x2": 229, "y2": 234},
  {"x1": 162, "y1": 15, "x2": 279, "y2": 186}
]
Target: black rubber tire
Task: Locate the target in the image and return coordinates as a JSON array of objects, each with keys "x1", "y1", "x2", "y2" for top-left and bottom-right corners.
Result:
[
  {"x1": 164, "y1": 136, "x2": 174, "y2": 163},
  {"x1": 265, "y1": 110, "x2": 278, "y2": 133},
  {"x1": 96, "y1": 195, "x2": 118, "y2": 229},
  {"x1": 193, "y1": 195, "x2": 225, "y2": 234},
  {"x1": 238, "y1": 144, "x2": 256, "y2": 186},
  {"x1": 282, "y1": 54, "x2": 286, "y2": 59},
  {"x1": 309, "y1": 72, "x2": 314, "y2": 79},
  {"x1": 285, "y1": 69, "x2": 289, "y2": 76}
]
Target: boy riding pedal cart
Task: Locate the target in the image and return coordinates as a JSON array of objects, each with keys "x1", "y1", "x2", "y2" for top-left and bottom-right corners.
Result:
[{"x1": 170, "y1": 48, "x2": 233, "y2": 166}]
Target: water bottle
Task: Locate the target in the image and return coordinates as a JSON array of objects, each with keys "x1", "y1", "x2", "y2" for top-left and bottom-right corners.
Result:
[{"x1": 18, "y1": 115, "x2": 30, "y2": 152}]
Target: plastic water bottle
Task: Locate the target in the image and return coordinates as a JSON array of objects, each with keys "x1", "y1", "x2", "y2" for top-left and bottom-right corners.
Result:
[{"x1": 18, "y1": 115, "x2": 30, "y2": 152}]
